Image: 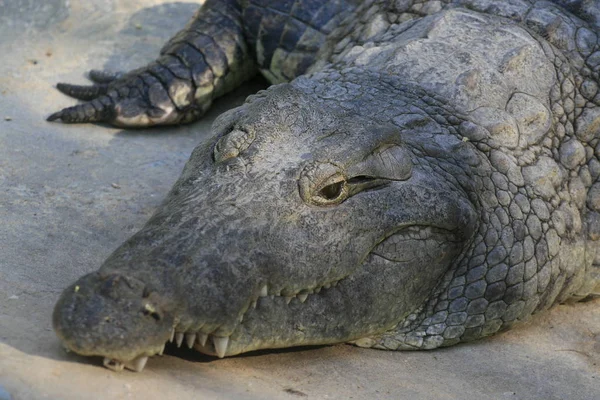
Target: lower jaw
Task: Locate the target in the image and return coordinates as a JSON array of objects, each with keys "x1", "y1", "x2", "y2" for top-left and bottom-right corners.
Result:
[
  {"x1": 99, "y1": 322, "x2": 366, "y2": 372},
  {"x1": 101, "y1": 337, "x2": 345, "y2": 373}
]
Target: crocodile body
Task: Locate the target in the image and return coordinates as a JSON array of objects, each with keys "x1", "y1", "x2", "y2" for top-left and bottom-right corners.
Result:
[{"x1": 51, "y1": 0, "x2": 600, "y2": 372}]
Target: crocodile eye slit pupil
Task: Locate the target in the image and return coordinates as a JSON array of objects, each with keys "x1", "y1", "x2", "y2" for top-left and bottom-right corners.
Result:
[{"x1": 319, "y1": 181, "x2": 344, "y2": 200}]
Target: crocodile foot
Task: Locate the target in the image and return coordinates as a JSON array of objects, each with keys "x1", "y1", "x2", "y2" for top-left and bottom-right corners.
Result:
[{"x1": 47, "y1": 63, "x2": 206, "y2": 127}]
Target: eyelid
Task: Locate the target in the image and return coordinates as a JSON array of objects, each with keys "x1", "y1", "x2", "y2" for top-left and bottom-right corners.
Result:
[
  {"x1": 319, "y1": 173, "x2": 346, "y2": 189},
  {"x1": 213, "y1": 128, "x2": 255, "y2": 163},
  {"x1": 347, "y1": 144, "x2": 412, "y2": 181},
  {"x1": 299, "y1": 162, "x2": 348, "y2": 205}
]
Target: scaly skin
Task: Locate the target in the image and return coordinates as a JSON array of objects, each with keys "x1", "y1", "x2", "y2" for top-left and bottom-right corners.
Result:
[{"x1": 51, "y1": 0, "x2": 600, "y2": 372}]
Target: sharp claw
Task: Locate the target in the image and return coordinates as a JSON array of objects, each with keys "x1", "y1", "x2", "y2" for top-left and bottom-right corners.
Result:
[
  {"x1": 46, "y1": 97, "x2": 114, "y2": 124},
  {"x1": 56, "y1": 83, "x2": 108, "y2": 101},
  {"x1": 46, "y1": 111, "x2": 63, "y2": 122},
  {"x1": 88, "y1": 69, "x2": 122, "y2": 84}
]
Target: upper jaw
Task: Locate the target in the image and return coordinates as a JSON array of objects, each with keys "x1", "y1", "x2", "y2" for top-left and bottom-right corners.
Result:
[{"x1": 64, "y1": 275, "x2": 348, "y2": 372}]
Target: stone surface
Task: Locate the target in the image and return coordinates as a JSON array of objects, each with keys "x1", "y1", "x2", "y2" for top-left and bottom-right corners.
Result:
[{"x1": 0, "y1": 1, "x2": 598, "y2": 399}]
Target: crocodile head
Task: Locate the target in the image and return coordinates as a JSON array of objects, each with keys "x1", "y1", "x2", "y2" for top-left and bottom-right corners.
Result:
[{"x1": 53, "y1": 83, "x2": 478, "y2": 371}]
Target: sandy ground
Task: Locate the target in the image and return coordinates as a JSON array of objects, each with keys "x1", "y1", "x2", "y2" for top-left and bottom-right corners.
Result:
[{"x1": 0, "y1": 1, "x2": 598, "y2": 399}]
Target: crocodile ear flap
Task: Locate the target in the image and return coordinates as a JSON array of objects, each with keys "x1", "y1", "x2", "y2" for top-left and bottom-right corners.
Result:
[{"x1": 348, "y1": 144, "x2": 412, "y2": 181}]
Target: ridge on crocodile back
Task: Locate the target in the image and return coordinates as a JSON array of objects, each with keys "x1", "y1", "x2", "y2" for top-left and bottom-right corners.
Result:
[{"x1": 50, "y1": 0, "x2": 600, "y2": 372}]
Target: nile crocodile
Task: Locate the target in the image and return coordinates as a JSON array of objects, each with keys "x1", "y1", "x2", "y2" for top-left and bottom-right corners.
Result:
[{"x1": 50, "y1": 0, "x2": 600, "y2": 372}]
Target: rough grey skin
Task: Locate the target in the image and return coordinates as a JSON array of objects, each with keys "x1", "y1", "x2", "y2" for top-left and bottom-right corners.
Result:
[{"x1": 50, "y1": 0, "x2": 600, "y2": 372}]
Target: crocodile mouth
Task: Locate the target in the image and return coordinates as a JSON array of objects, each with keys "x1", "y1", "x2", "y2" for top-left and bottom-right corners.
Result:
[
  {"x1": 98, "y1": 277, "x2": 345, "y2": 372},
  {"x1": 97, "y1": 225, "x2": 459, "y2": 372}
]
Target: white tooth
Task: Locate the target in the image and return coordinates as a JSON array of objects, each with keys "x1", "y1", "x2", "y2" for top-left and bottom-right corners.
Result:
[
  {"x1": 251, "y1": 300, "x2": 257, "y2": 309},
  {"x1": 175, "y1": 332, "x2": 184, "y2": 348},
  {"x1": 315, "y1": 287, "x2": 322, "y2": 294},
  {"x1": 158, "y1": 344, "x2": 165, "y2": 355},
  {"x1": 125, "y1": 356, "x2": 149, "y2": 372},
  {"x1": 213, "y1": 336, "x2": 229, "y2": 358},
  {"x1": 285, "y1": 296, "x2": 293, "y2": 304},
  {"x1": 259, "y1": 285, "x2": 268, "y2": 297},
  {"x1": 103, "y1": 358, "x2": 125, "y2": 372},
  {"x1": 198, "y1": 333, "x2": 208, "y2": 346},
  {"x1": 186, "y1": 333, "x2": 196, "y2": 349},
  {"x1": 239, "y1": 314, "x2": 244, "y2": 323},
  {"x1": 298, "y1": 293, "x2": 309, "y2": 303},
  {"x1": 324, "y1": 283, "x2": 331, "y2": 289},
  {"x1": 169, "y1": 328, "x2": 175, "y2": 343}
]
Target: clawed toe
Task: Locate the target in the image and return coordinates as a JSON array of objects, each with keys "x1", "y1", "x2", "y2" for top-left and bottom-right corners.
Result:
[
  {"x1": 88, "y1": 69, "x2": 123, "y2": 84},
  {"x1": 47, "y1": 97, "x2": 115, "y2": 124},
  {"x1": 56, "y1": 83, "x2": 109, "y2": 101}
]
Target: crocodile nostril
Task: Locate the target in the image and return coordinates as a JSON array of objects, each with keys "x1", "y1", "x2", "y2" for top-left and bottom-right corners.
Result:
[{"x1": 142, "y1": 303, "x2": 162, "y2": 321}]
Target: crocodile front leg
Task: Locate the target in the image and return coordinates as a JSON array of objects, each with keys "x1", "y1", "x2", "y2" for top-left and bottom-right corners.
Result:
[{"x1": 47, "y1": 0, "x2": 256, "y2": 127}]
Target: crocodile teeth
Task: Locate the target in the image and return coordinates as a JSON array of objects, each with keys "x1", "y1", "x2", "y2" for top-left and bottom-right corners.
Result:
[
  {"x1": 213, "y1": 336, "x2": 229, "y2": 358},
  {"x1": 185, "y1": 333, "x2": 196, "y2": 349},
  {"x1": 323, "y1": 283, "x2": 331, "y2": 289},
  {"x1": 169, "y1": 328, "x2": 175, "y2": 343},
  {"x1": 259, "y1": 285, "x2": 268, "y2": 297},
  {"x1": 198, "y1": 332, "x2": 208, "y2": 346},
  {"x1": 158, "y1": 343, "x2": 165, "y2": 356},
  {"x1": 124, "y1": 356, "x2": 149, "y2": 372},
  {"x1": 103, "y1": 358, "x2": 124, "y2": 372},
  {"x1": 175, "y1": 332, "x2": 184, "y2": 348},
  {"x1": 251, "y1": 300, "x2": 257, "y2": 309},
  {"x1": 314, "y1": 287, "x2": 321, "y2": 294},
  {"x1": 285, "y1": 296, "x2": 293, "y2": 304},
  {"x1": 297, "y1": 293, "x2": 309, "y2": 303}
]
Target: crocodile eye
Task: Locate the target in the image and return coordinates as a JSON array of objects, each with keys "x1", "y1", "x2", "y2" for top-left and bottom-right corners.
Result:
[
  {"x1": 299, "y1": 163, "x2": 349, "y2": 206},
  {"x1": 313, "y1": 176, "x2": 348, "y2": 205},
  {"x1": 320, "y1": 181, "x2": 345, "y2": 200}
]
